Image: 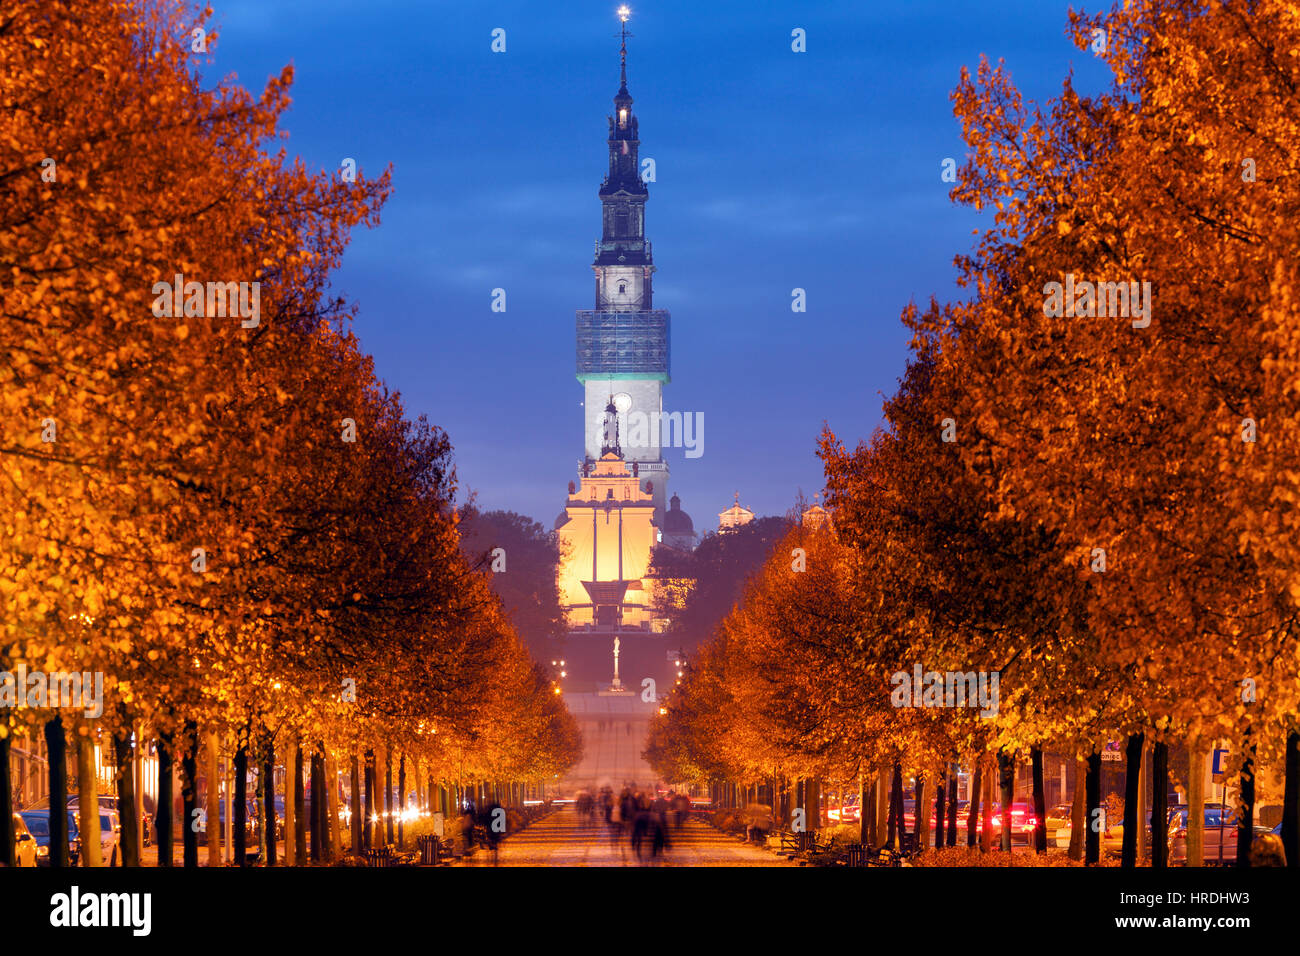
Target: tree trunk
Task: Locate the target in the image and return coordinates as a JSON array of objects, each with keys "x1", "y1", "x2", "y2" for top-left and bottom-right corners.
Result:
[
  {"x1": 385, "y1": 748, "x2": 394, "y2": 845},
  {"x1": 326, "y1": 748, "x2": 341, "y2": 862},
  {"x1": 157, "y1": 731, "x2": 174, "y2": 867},
  {"x1": 256, "y1": 752, "x2": 267, "y2": 863},
  {"x1": 113, "y1": 733, "x2": 140, "y2": 867},
  {"x1": 1237, "y1": 727, "x2": 1256, "y2": 868},
  {"x1": 863, "y1": 777, "x2": 876, "y2": 847},
  {"x1": 363, "y1": 748, "x2": 375, "y2": 850},
  {"x1": 316, "y1": 745, "x2": 332, "y2": 862},
  {"x1": 181, "y1": 723, "x2": 199, "y2": 868},
  {"x1": 283, "y1": 739, "x2": 297, "y2": 865},
  {"x1": 946, "y1": 763, "x2": 958, "y2": 846},
  {"x1": 1121, "y1": 732, "x2": 1144, "y2": 868},
  {"x1": 0, "y1": 735, "x2": 13, "y2": 867},
  {"x1": 1137, "y1": 738, "x2": 1149, "y2": 861},
  {"x1": 934, "y1": 769, "x2": 946, "y2": 850},
  {"x1": 233, "y1": 740, "x2": 248, "y2": 866},
  {"x1": 1068, "y1": 756, "x2": 1085, "y2": 861},
  {"x1": 859, "y1": 775, "x2": 870, "y2": 846},
  {"x1": 1151, "y1": 741, "x2": 1169, "y2": 868},
  {"x1": 223, "y1": 749, "x2": 232, "y2": 864},
  {"x1": 133, "y1": 724, "x2": 144, "y2": 862},
  {"x1": 398, "y1": 754, "x2": 407, "y2": 848},
  {"x1": 77, "y1": 733, "x2": 102, "y2": 867},
  {"x1": 1031, "y1": 746, "x2": 1047, "y2": 854},
  {"x1": 44, "y1": 718, "x2": 69, "y2": 867},
  {"x1": 293, "y1": 741, "x2": 307, "y2": 862},
  {"x1": 310, "y1": 747, "x2": 324, "y2": 863},
  {"x1": 874, "y1": 768, "x2": 888, "y2": 850},
  {"x1": 205, "y1": 731, "x2": 221, "y2": 866},
  {"x1": 1188, "y1": 740, "x2": 1206, "y2": 866},
  {"x1": 1085, "y1": 751, "x2": 1102, "y2": 865},
  {"x1": 915, "y1": 773, "x2": 928, "y2": 849},
  {"x1": 351, "y1": 750, "x2": 363, "y2": 855},
  {"x1": 980, "y1": 755, "x2": 993, "y2": 853},
  {"x1": 887, "y1": 762, "x2": 902, "y2": 850},
  {"x1": 967, "y1": 758, "x2": 982, "y2": 848},
  {"x1": 261, "y1": 736, "x2": 276, "y2": 867},
  {"x1": 1281, "y1": 731, "x2": 1299, "y2": 870},
  {"x1": 997, "y1": 748, "x2": 1014, "y2": 852}
]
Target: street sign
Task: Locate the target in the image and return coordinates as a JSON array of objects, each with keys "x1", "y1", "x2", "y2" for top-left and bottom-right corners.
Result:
[{"x1": 1212, "y1": 749, "x2": 1230, "y2": 775}]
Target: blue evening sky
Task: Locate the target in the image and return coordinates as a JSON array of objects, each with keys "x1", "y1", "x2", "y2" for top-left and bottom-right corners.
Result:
[{"x1": 210, "y1": 1, "x2": 1111, "y2": 529}]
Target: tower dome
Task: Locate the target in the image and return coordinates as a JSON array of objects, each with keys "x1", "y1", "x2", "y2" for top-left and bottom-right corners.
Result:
[
  {"x1": 663, "y1": 493, "x2": 693, "y2": 533},
  {"x1": 661, "y1": 492, "x2": 696, "y2": 551}
]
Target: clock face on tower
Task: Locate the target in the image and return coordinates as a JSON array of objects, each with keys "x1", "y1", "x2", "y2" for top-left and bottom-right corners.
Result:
[{"x1": 612, "y1": 392, "x2": 632, "y2": 413}]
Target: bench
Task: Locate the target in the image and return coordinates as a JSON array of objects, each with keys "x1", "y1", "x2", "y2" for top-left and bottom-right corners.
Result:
[
  {"x1": 779, "y1": 830, "x2": 825, "y2": 855},
  {"x1": 416, "y1": 834, "x2": 447, "y2": 865}
]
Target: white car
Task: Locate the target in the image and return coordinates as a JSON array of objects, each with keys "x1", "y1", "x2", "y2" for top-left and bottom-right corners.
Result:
[{"x1": 86, "y1": 809, "x2": 121, "y2": 866}]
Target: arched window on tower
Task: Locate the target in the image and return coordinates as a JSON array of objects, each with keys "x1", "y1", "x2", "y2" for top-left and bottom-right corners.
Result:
[
  {"x1": 615, "y1": 209, "x2": 628, "y2": 237},
  {"x1": 618, "y1": 281, "x2": 627, "y2": 295}
]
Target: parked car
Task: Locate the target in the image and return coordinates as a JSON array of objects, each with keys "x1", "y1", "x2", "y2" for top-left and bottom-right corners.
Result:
[
  {"x1": 10, "y1": 813, "x2": 39, "y2": 867},
  {"x1": 950, "y1": 802, "x2": 1038, "y2": 843},
  {"x1": 1044, "y1": 804, "x2": 1073, "y2": 843},
  {"x1": 990, "y1": 802, "x2": 1038, "y2": 843},
  {"x1": 215, "y1": 801, "x2": 260, "y2": 845},
  {"x1": 1168, "y1": 807, "x2": 1276, "y2": 864},
  {"x1": 828, "y1": 801, "x2": 861, "y2": 823},
  {"x1": 18, "y1": 810, "x2": 79, "y2": 866},
  {"x1": 92, "y1": 810, "x2": 121, "y2": 865},
  {"x1": 1054, "y1": 812, "x2": 1134, "y2": 852}
]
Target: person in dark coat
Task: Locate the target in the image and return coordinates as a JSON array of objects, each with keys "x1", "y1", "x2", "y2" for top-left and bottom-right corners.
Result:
[{"x1": 651, "y1": 808, "x2": 670, "y2": 862}]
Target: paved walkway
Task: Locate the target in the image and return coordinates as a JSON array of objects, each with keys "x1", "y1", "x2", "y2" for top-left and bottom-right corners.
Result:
[{"x1": 467, "y1": 808, "x2": 795, "y2": 867}]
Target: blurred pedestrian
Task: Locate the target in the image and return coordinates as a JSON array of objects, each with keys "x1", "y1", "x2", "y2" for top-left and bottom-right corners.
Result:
[{"x1": 651, "y1": 807, "x2": 670, "y2": 863}]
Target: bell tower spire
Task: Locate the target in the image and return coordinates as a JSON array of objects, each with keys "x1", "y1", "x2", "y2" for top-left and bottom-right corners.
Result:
[
  {"x1": 576, "y1": 6, "x2": 670, "y2": 525},
  {"x1": 618, "y1": 5, "x2": 631, "y2": 91}
]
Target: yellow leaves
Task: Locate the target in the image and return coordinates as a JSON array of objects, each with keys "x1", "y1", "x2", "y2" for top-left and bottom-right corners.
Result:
[
  {"x1": 175, "y1": 324, "x2": 189, "y2": 340},
  {"x1": 1056, "y1": 218, "x2": 1072, "y2": 236}
]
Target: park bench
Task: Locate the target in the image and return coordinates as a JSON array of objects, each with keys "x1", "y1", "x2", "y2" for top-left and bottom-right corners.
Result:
[
  {"x1": 779, "y1": 830, "x2": 827, "y2": 855},
  {"x1": 416, "y1": 834, "x2": 448, "y2": 865}
]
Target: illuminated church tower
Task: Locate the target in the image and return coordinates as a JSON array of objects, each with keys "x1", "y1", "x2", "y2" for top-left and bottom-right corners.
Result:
[
  {"x1": 557, "y1": 8, "x2": 691, "y2": 652},
  {"x1": 553, "y1": 12, "x2": 687, "y2": 786},
  {"x1": 575, "y1": 8, "x2": 670, "y2": 524}
]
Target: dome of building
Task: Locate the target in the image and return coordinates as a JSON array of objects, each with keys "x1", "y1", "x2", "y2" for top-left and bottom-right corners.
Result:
[{"x1": 663, "y1": 493, "x2": 693, "y2": 532}]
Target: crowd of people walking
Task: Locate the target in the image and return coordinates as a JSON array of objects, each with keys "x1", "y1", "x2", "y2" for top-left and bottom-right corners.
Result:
[{"x1": 574, "y1": 785, "x2": 691, "y2": 865}]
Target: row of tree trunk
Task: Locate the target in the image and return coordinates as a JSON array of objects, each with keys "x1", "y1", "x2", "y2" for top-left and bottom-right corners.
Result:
[
  {"x1": 1, "y1": 719, "x2": 541, "y2": 867},
  {"x1": 696, "y1": 734, "x2": 1300, "y2": 868}
]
